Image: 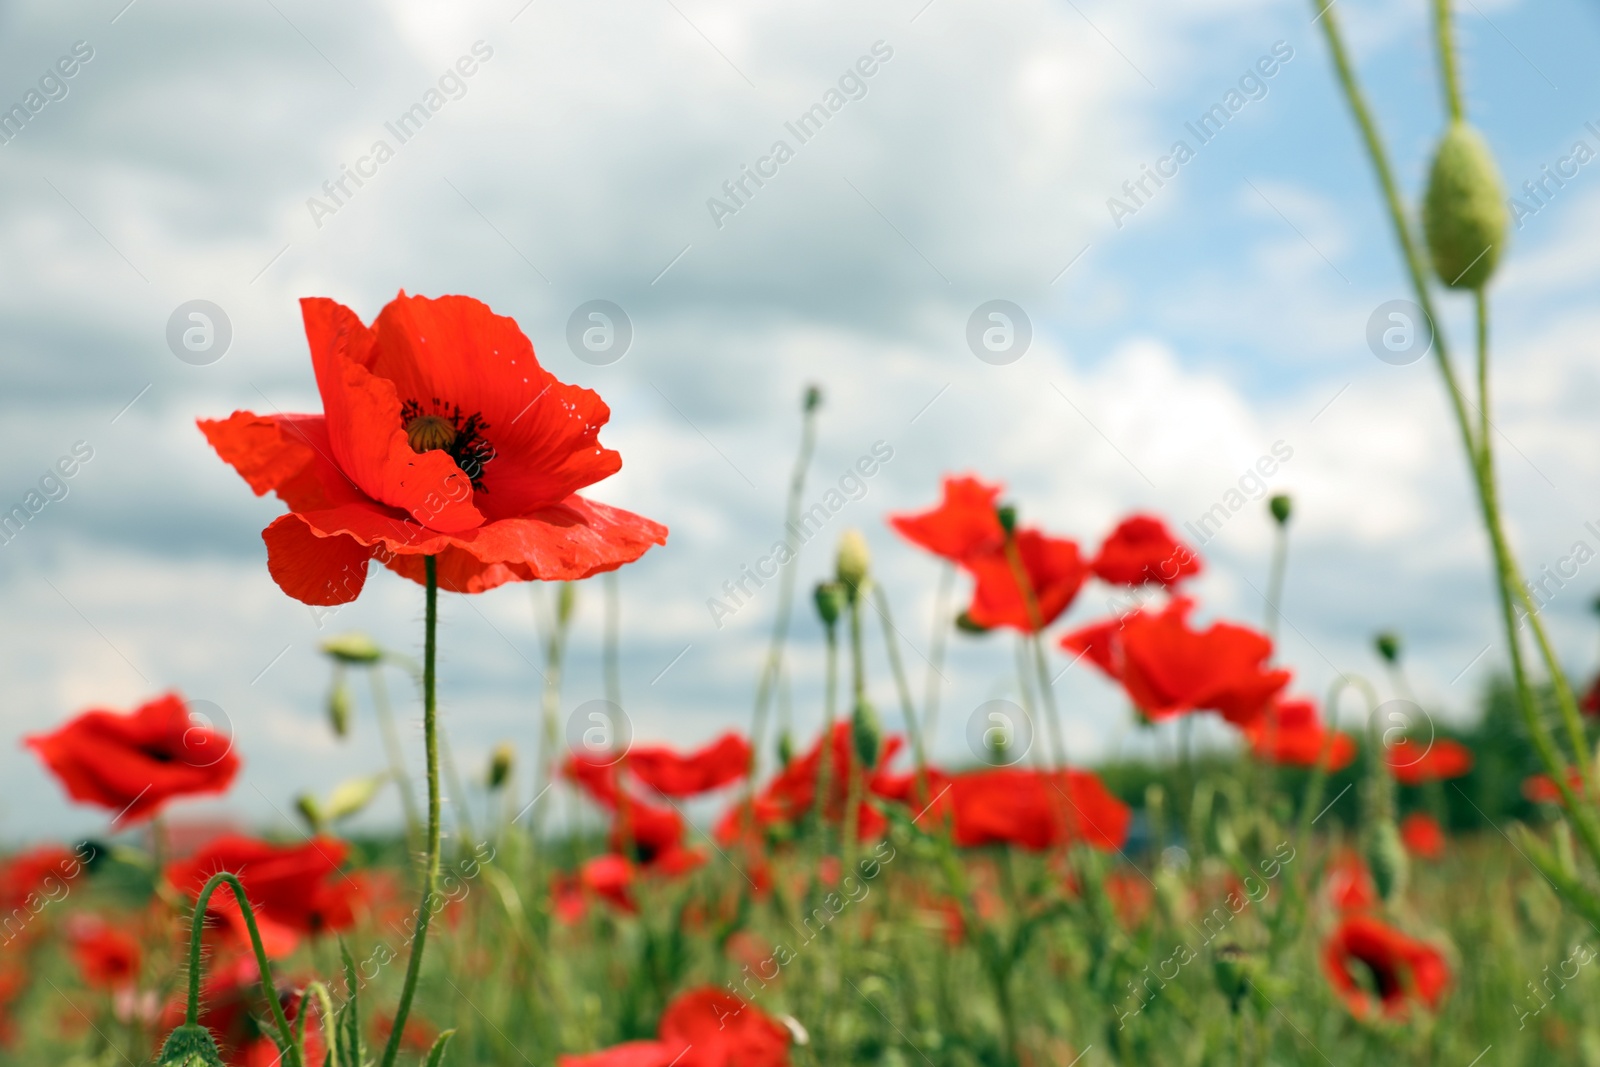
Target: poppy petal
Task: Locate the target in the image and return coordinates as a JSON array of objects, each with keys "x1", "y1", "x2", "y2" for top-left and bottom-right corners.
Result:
[
  {"x1": 301, "y1": 297, "x2": 484, "y2": 533},
  {"x1": 262, "y1": 513, "x2": 374, "y2": 606},
  {"x1": 370, "y1": 294, "x2": 623, "y2": 517}
]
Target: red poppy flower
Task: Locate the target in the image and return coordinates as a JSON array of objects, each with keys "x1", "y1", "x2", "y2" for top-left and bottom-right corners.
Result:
[
  {"x1": 628, "y1": 733, "x2": 752, "y2": 797},
  {"x1": 716, "y1": 723, "x2": 901, "y2": 844},
  {"x1": 65, "y1": 915, "x2": 141, "y2": 989},
  {"x1": 887, "y1": 475, "x2": 1005, "y2": 563},
  {"x1": 1323, "y1": 850, "x2": 1378, "y2": 913},
  {"x1": 1323, "y1": 915, "x2": 1450, "y2": 1018},
  {"x1": 557, "y1": 988, "x2": 790, "y2": 1067},
  {"x1": 961, "y1": 529, "x2": 1090, "y2": 633},
  {"x1": 1523, "y1": 767, "x2": 1587, "y2": 804},
  {"x1": 25, "y1": 694, "x2": 239, "y2": 825},
  {"x1": 1386, "y1": 738, "x2": 1473, "y2": 785},
  {"x1": 0, "y1": 845, "x2": 80, "y2": 913},
  {"x1": 1062, "y1": 599, "x2": 1289, "y2": 726},
  {"x1": 948, "y1": 767, "x2": 1130, "y2": 852},
  {"x1": 199, "y1": 293, "x2": 667, "y2": 605},
  {"x1": 1400, "y1": 813, "x2": 1445, "y2": 860},
  {"x1": 166, "y1": 835, "x2": 358, "y2": 956},
  {"x1": 1243, "y1": 698, "x2": 1355, "y2": 771},
  {"x1": 659, "y1": 987, "x2": 791, "y2": 1067},
  {"x1": 1091, "y1": 514, "x2": 1200, "y2": 588}
]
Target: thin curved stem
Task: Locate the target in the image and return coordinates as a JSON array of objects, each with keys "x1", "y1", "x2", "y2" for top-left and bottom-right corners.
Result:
[
  {"x1": 923, "y1": 565, "x2": 954, "y2": 745},
  {"x1": 187, "y1": 872, "x2": 300, "y2": 1067},
  {"x1": 368, "y1": 666, "x2": 422, "y2": 856},
  {"x1": 874, "y1": 584, "x2": 929, "y2": 804},
  {"x1": 380, "y1": 555, "x2": 441, "y2": 1067}
]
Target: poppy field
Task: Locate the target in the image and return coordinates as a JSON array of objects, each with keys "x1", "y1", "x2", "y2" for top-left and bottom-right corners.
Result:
[{"x1": 6, "y1": 3, "x2": 1600, "y2": 1067}]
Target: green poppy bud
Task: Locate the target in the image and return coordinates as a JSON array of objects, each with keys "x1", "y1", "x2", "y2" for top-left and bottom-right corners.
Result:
[
  {"x1": 851, "y1": 698, "x2": 882, "y2": 769},
  {"x1": 813, "y1": 581, "x2": 844, "y2": 628},
  {"x1": 295, "y1": 793, "x2": 325, "y2": 834},
  {"x1": 954, "y1": 611, "x2": 989, "y2": 635},
  {"x1": 776, "y1": 731, "x2": 795, "y2": 768},
  {"x1": 996, "y1": 504, "x2": 1018, "y2": 535},
  {"x1": 320, "y1": 632, "x2": 382, "y2": 665},
  {"x1": 1374, "y1": 631, "x2": 1402, "y2": 665},
  {"x1": 1365, "y1": 819, "x2": 1409, "y2": 903},
  {"x1": 1422, "y1": 122, "x2": 1509, "y2": 290},
  {"x1": 1212, "y1": 943, "x2": 1257, "y2": 1013},
  {"x1": 804, "y1": 384, "x2": 823, "y2": 413},
  {"x1": 1268, "y1": 493, "x2": 1291, "y2": 526},
  {"x1": 327, "y1": 675, "x2": 352, "y2": 738},
  {"x1": 836, "y1": 530, "x2": 871, "y2": 598},
  {"x1": 157, "y1": 1025, "x2": 227, "y2": 1067},
  {"x1": 487, "y1": 741, "x2": 515, "y2": 790}
]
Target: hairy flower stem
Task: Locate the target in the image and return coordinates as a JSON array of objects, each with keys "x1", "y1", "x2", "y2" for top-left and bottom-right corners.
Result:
[
  {"x1": 380, "y1": 555, "x2": 441, "y2": 1067},
  {"x1": 1311, "y1": 0, "x2": 1600, "y2": 867},
  {"x1": 186, "y1": 872, "x2": 301, "y2": 1067}
]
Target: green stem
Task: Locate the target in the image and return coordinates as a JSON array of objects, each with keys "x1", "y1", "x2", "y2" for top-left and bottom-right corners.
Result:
[
  {"x1": 750, "y1": 394, "x2": 820, "y2": 784},
  {"x1": 380, "y1": 555, "x2": 441, "y2": 1067},
  {"x1": 873, "y1": 585, "x2": 929, "y2": 804},
  {"x1": 369, "y1": 666, "x2": 423, "y2": 856},
  {"x1": 923, "y1": 564, "x2": 954, "y2": 745},
  {"x1": 1432, "y1": 0, "x2": 1464, "y2": 123},
  {"x1": 812, "y1": 620, "x2": 840, "y2": 856},
  {"x1": 603, "y1": 571, "x2": 622, "y2": 707},
  {"x1": 1264, "y1": 522, "x2": 1288, "y2": 643},
  {"x1": 533, "y1": 583, "x2": 574, "y2": 847},
  {"x1": 186, "y1": 872, "x2": 300, "y2": 1067},
  {"x1": 1312, "y1": 0, "x2": 1600, "y2": 864}
]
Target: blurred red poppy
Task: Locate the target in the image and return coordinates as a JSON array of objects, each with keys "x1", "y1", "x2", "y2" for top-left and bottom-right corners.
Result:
[
  {"x1": 1324, "y1": 850, "x2": 1378, "y2": 914},
  {"x1": 166, "y1": 835, "x2": 359, "y2": 957},
  {"x1": 887, "y1": 475, "x2": 1005, "y2": 563},
  {"x1": 557, "y1": 987, "x2": 790, "y2": 1067},
  {"x1": 1400, "y1": 812, "x2": 1445, "y2": 860},
  {"x1": 199, "y1": 293, "x2": 666, "y2": 605},
  {"x1": 1062, "y1": 599, "x2": 1288, "y2": 726},
  {"x1": 962, "y1": 529, "x2": 1090, "y2": 633},
  {"x1": 1386, "y1": 738, "x2": 1473, "y2": 785},
  {"x1": 1244, "y1": 698, "x2": 1355, "y2": 771},
  {"x1": 25, "y1": 694, "x2": 239, "y2": 826},
  {"x1": 659, "y1": 987, "x2": 791, "y2": 1067},
  {"x1": 1091, "y1": 514, "x2": 1200, "y2": 588},
  {"x1": 716, "y1": 723, "x2": 901, "y2": 844},
  {"x1": 66, "y1": 915, "x2": 140, "y2": 990},
  {"x1": 948, "y1": 767, "x2": 1130, "y2": 852},
  {"x1": 1323, "y1": 915, "x2": 1450, "y2": 1018},
  {"x1": 628, "y1": 733, "x2": 752, "y2": 797},
  {"x1": 0, "y1": 845, "x2": 81, "y2": 914},
  {"x1": 1523, "y1": 767, "x2": 1587, "y2": 805},
  {"x1": 373, "y1": 1010, "x2": 440, "y2": 1054},
  {"x1": 1102, "y1": 867, "x2": 1155, "y2": 927},
  {"x1": 1583, "y1": 674, "x2": 1600, "y2": 716}
]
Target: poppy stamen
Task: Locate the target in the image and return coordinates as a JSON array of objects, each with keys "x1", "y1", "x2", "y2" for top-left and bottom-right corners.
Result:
[{"x1": 400, "y1": 398, "x2": 496, "y2": 490}]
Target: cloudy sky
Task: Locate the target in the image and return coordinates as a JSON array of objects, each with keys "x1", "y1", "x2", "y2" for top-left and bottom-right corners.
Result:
[{"x1": 2, "y1": 0, "x2": 1598, "y2": 842}]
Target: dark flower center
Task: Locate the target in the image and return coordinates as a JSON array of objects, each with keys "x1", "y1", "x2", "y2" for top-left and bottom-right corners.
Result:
[{"x1": 400, "y1": 398, "x2": 495, "y2": 490}]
